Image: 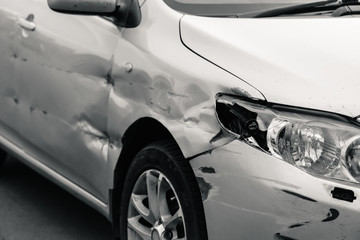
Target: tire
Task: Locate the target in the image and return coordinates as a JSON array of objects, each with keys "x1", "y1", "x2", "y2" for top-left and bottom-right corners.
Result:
[
  {"x1": 0, "y1": 148, "x2": 7, "y2": 172},
  {"x1": 119, "y1": 140, "x2": 208, "y2": 240}
]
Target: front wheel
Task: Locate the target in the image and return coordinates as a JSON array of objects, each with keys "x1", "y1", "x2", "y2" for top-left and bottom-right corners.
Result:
[
  {"x1": 0, "y1": 148, "x2": 7, "y2": 173},
  {"x1": 119, "y1": 141, "x2": 207, "y2": 240}
]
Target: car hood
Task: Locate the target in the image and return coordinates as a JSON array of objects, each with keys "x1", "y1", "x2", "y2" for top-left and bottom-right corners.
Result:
[{"x1": 180, "y1": 15, "x2": 360, "y2": 118}]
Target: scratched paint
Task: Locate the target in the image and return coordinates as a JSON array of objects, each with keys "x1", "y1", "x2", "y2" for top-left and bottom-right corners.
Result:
[
  {"x1": 190, "y1": 140, "x2": 360, "y2": 240},
  {"x1": 196, "y1": 177, "x2": 213, "y2": 201},
  {"x1": 199, "y1": 166, "x2": 216, "y2": 174},
  {"x1": 107, "y1": 0, "x2": 263, "y2": 167},
  {"x1": 0, "y1": 0, "x2": 262, "y2": 208},
  {"x1": 3, "y1": 2, "x2": 358, "y2": 239},
  {"x1": 0, "y1": 0, "x2": 121, "y2": 202},
  {"x1": 0, "y1": 6, "x2": 19, "y2": 134}
]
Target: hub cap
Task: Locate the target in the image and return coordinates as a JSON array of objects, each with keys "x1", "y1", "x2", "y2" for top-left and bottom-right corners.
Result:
[{"x1": 127, "y1": 170, "x2": 186, "y2": 240}]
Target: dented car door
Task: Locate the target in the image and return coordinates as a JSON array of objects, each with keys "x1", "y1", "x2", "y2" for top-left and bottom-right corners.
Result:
[
  {"x1": 0, "y1": 2, "x2": 22, "y2": 141},
  {"x1": 11, "y1": 0, "x2": 120, "y2": 202}
]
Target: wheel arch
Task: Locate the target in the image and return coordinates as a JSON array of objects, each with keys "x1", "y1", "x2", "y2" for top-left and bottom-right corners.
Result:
[{"x1": 110, "y1": 117, "x2": 183, "y2": 237}]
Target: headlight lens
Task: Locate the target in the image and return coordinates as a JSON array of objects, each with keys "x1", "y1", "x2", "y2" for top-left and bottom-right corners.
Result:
[
  {"x1": 216, "y1": 94, "x2": 360, "y2": 183},
  {"x1": 268, "y1": 119, "x2": 341, "y2": 176}
]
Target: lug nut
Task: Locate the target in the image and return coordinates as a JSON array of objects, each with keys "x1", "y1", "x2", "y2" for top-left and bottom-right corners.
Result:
[{"x1": 163, "y1": 230, "x2": 173, "y2": 240}]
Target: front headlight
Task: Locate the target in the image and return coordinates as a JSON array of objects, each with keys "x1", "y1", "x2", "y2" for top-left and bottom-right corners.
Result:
[{"x1": 216, "y1": 94, "x2": 360, "y2": 183}]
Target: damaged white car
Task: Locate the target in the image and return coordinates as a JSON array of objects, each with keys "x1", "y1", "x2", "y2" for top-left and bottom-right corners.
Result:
[{"x1": 1, "y1": 0, "x2": 360, "y2": 239}]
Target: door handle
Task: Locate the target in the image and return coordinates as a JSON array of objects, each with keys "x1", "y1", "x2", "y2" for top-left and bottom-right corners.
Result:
[{"x1": 18, "y1": 14, "x2": 36, "y2": 31}]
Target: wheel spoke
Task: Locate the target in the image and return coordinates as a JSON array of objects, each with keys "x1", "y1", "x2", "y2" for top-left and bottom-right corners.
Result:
[
  {"x1": 131, "y1": 193, "x2": 155, "y2": 224},
  {"x1": 163, "y1": 209, "x2": 183, "y2": 230},
  {"x1": 158, "y1": 174, "x2": 173, "y2": 223},
  {"x1": 128, "y1": 215, "x2": 152, "y2": 240},
  {"x1": 146, "y1": 171, "x2": 160, "y2": 220},
  {"x1": 128, "y1": 169, "x2": 188, "y2": 239}
]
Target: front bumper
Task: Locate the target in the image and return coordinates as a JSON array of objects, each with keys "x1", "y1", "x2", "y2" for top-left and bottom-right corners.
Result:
[{"x1": 190, "y1": 140, "x2": 360, "y2": 240}]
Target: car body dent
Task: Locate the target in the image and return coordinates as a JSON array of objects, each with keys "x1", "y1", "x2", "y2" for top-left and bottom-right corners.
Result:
[
  {"x1": 0, "y1": 0, "x2": 264, "y2": 218},
  {"x1": 0, "y1": 0, "x2": 120, "y2": 204},
  {"x1": 2, "y1": 0, "x2": 359, "y2": 238},
  {"x1": 0, "y1": 5, "x2": 20, "y2": 136},
  {"x1": 107, "y1": 0, "x2": 264, "y2": 174},
  {"x1": 190, "y1": 140, "x2": 360, "y2": 240},
  {"x1": 180, "y1": 15, "x2": 360, "y2": 118}
]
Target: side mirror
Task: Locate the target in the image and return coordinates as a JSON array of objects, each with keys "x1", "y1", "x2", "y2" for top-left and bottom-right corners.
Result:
[
  {"x1": 48, "y1": 0, "x2": 141, "y2": 27},
  {"x1": 47, "y1": 0, "x2": 117, "y2": 13}
]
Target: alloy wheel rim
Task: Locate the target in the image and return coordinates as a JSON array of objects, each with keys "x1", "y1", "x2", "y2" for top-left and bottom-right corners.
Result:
[{"x1": 127, "y1": 169, "x2": 187, "y2": 240}]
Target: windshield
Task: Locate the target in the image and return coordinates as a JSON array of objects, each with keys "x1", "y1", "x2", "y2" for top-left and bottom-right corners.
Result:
[
  {"x1": 164, "y1": 0, "x2": 329, "y2": 16},
  {"x1": 178, "y1": 0, "x2": 316, "y2": 3}
]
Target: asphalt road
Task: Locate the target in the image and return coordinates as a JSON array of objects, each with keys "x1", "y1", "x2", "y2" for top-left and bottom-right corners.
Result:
[{"x1": 0, "y1": 156, "x2": 113, "y2": 240}]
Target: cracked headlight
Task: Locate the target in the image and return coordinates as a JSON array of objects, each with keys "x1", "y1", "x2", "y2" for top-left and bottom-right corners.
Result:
[{"x1": 216, "y1": 94, "x2": 360, "y2": 183}]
